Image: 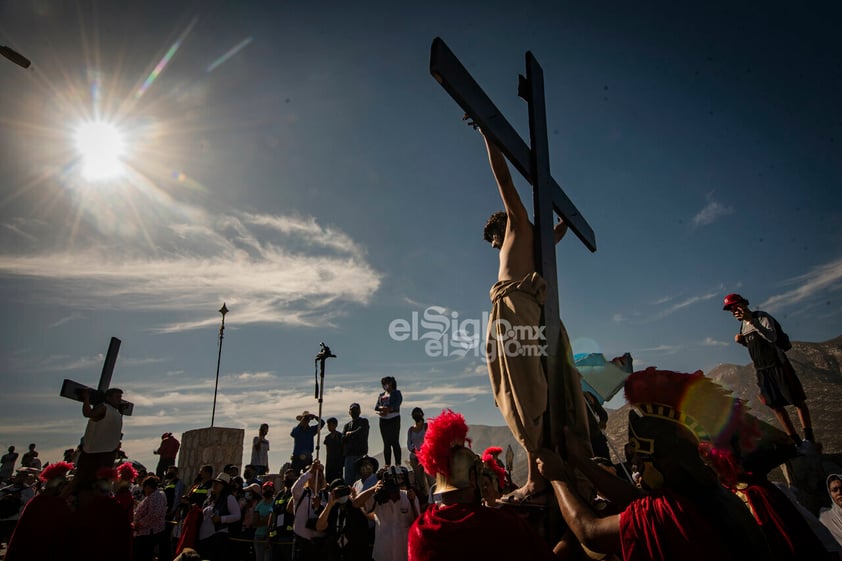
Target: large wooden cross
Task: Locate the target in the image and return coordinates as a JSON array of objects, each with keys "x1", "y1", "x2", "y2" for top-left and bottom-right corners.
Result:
[
  {"x1": 60, "y1": 336, "x2": 134, "y2": 416},
  {"x1": 430, "y1": 37, "x2": 596, "y2": 450}
]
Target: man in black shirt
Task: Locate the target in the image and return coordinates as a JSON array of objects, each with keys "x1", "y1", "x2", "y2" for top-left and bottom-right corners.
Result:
[{"x1": 341, "y1": 403, "x2": 369, "y2": 485}]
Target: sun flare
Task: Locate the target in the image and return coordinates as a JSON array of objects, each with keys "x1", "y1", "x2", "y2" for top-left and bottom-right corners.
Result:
[{"x1": 74, "y1": 120, "x2": 126, "y2": 181}]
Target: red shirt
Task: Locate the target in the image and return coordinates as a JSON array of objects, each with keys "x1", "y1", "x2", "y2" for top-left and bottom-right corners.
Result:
[{"x1": 157, "y1": 436, "x2": 180, "y2": 459}]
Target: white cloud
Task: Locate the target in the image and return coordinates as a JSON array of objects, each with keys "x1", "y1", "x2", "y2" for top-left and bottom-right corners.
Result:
[
  {"x1": 692, "y1": 200, "x2": 734, "y2": 227},
  {"x1": 760, "y1": 256, "x2": 842, "y2": 312},
  {"x1": 649, "y1": 290, "x2": 719, "y2": 321},
  {"x1": 0, "y1": 212, "x2": 382, "y2": 332},
  {"x1": 701, "y1": 337, "x2": 728, "y2": 347}
]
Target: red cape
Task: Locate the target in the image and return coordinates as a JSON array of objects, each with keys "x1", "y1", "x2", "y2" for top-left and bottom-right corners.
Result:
[
  {"x1": 742, "y1": 480, "x2": 828, "y2": 561},
  {"x1": 408, "y1": 503, "x2": 556, "y2": 561},
  {"x1": 619, "y1": 490, "x2": 742, "y2": 561},
  {"x1": 4, "y1": 494, "x2": 73, "y2": 561}
]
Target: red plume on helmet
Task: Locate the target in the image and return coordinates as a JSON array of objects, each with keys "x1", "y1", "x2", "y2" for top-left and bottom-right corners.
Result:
[
  {"x1": 481, "y1": 447, "x2": 507, "y2": 490},
  {"x1": 39, "y1": 461, "x2": 74, "y2": 482},
  {"x1": 417, "y1": 409, "x2": 471, "y2": 478},
  {"x1": 624, "y1": 367, "x2": 761, "y2": 458},
  {"x1": 116, "y1": 462, "x2": 138, "y2": 481}
]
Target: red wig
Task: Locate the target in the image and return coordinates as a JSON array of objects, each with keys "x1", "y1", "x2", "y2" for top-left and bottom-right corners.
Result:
[
  {"x1": 39, "y1": 461, "x2": 74, "y2": 482},
  {"x1": 417, "y1": 409, "x2": 471, "y2": 478}
]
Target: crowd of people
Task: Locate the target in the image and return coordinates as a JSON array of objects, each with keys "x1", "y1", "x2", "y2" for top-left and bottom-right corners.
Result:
[{"x1": 2, "y1": 363, "x2": 841, "y2": 561}]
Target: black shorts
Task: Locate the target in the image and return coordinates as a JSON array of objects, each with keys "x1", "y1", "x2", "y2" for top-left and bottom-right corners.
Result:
[{"x1": 756, "y1": 360, "x2": 807, "y2": 408}]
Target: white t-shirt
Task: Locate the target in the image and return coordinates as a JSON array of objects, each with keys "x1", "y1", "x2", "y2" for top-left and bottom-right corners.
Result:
[
  {"x1": 251, "y1": 436, "x2": 269, "y2": 467},
  {"x1": 82, "y1": 403, "x2": 122, "y2": 453}
]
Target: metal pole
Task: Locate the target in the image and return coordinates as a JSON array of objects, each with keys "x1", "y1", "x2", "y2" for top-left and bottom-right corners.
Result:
[
  {"x1": 211, "y1": 303, "x2": 228, "y2": 427},
  {"x1": 313, "y1": 342, "x2": 336, "y2": 462}
]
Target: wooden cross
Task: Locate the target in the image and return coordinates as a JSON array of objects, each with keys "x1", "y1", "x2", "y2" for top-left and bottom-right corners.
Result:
[
  {"x1": 60, "y1": 336, "x2": 134, "y2": 416},
  {"x1": 430, "y1": 37, "x2": 596, "y2": 450}
]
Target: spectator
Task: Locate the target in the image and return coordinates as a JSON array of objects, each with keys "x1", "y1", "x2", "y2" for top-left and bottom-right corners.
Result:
[
  {"x1": 253, "y1": 481, "x2": 275, "y2": 561},
  {"x1": 197, "y1": 473, "x2": 241, "y2": 561},
  {"x1": 134, "y1": 475, "x2": 168, "y2": 561},
  {"x1": 188, "y1": 465, "x2": 214, "y2": 506},
  {"x1": 290, "y1": 461, "x2": 328, "y2": 561},
  {"x1": 154, "y1": 432, "x2": 181, "y2": 478},
  {"x1": 342, "y1": 404, "x2": 369, "y2": 485},
  {"x1": 316, "y1": 478, "x2": 370, "y2": 561},
  {"x1": 0, "y1": 446, "x2": 18, "y2": 482},
  {"x1": 820, "y1": 474, "x2": 842, "y2": 547},
  {"x1": 161, "y1": 465, "x2": 185, "y2": 561},
  {"x1": 723, "y1": 293, "x2": 815, "y2": 448},
  {"x1": 407, "y1": 408, "x2": 431, "y2": 500},
  {"x1": 352, "y1": 457, "x2": 378, "y2": 495},
  {"x1": 323, "y1": 417, "x2": 344, "y2": 483},
  {"x1": 236, "y1": 482, "x2": 260, "y2": 560},
  {"x1": 269, "y1": 468, "x2": 297, "y2": 561},
  {"x1": 375, "y1": 376, "x2": 402, "y2": 466},
  {"x1": 354, "y1": 475, "x2": 419, "y2": 561},
  {"x1": 251, "y1": 424, "x2": 271, "y2": 476},
  {"x1": 290, "y1": 411, "x2": 324, "y2": 475},
  {"x1": 20, "y1": 444, "x2": 40, "y2": 470}
]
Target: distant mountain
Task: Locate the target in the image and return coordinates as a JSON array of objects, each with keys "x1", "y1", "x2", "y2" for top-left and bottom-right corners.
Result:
[{"x1": 461, "y1": 336, "x2": 842, "y2": 486}]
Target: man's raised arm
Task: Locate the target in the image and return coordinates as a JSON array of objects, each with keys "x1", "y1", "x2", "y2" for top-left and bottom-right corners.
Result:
[{"x1": 483, "y1": 135, "x2": 529, "y2": 224}]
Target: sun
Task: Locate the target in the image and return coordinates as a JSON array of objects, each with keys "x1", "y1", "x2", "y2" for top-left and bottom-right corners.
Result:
[{"x1": 74, "y1": 120, "x2": 127, "y2": 181}]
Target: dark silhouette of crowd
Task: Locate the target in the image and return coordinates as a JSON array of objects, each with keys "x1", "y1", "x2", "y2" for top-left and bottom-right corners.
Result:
[{"x1": 3, "y1": 363, "x2": 842, "y2": 561}]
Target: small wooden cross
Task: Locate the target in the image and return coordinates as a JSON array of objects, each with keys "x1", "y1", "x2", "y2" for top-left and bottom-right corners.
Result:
[{"x1": 60, "y1": 337, "x2": 134, "y2": 416}]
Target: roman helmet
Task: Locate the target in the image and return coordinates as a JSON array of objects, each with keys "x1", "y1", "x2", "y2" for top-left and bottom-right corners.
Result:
[{"x1": 417, "y1": 409, "x2": 484, "y2": 495}]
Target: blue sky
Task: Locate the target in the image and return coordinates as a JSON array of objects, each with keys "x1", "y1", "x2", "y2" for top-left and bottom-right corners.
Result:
[{"x1": 1, "y1": 1, "x2": 840, "y2": 472}]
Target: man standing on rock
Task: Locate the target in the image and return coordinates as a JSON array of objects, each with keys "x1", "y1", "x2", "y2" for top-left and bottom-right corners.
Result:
[{"x1": 723, "y1": 293, "x2": 814, "y2": 448}]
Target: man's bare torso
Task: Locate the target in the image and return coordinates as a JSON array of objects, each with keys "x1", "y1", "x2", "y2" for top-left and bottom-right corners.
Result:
[{"x1": 498, "y1": 219, "x2": 535, "y2": 282}]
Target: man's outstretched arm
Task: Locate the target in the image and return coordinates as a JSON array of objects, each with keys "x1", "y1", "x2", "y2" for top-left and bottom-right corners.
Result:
[{"x1": 483, "y1": 135, "x2": 529, "y2": 225}]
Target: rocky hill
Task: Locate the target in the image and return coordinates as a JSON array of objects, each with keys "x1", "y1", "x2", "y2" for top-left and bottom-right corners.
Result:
[{"x1": 461, "y1": 336, "x2": 842, "y2": 485}]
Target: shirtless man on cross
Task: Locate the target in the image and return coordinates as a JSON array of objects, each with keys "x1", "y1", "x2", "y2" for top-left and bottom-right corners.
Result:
[{"x1": 480, "y1": 131, "x2": 589, "y2": 505}]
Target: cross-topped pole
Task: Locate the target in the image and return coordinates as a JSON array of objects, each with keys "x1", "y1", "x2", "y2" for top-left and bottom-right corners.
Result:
[
  {"x1": 60, "y1": 336, "x2": 134, "y2": 415},
  {"x1": 430, "y1": 37, "x2": 595, "y2": 451}
]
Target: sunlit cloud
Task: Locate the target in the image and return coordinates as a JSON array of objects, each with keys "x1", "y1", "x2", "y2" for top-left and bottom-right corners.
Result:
[
  {"x1": 759, "y1": 256, "x2": 842, "y2": 312},
  {"x1": 49, "y1": 312, "x2": 84, "y2": 328},
  {"x1": 636, "y1": 344, "x2": 680, "y2": 353},
  {"x1": 692, "y1": 195, "x2": 734, "y2": 227},
  {"x1": 0, "y1": 212, "x2": 382, "y2": 332},
  {"x1": 701, "y1": 337, "x2": 729, "y2": 347},
  {"x1": 648, "y1": 290, "x2": 720, "y2": 321}
]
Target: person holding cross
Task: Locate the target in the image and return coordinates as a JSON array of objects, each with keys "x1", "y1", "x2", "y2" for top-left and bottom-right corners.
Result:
[
  {"x1": 74, "y1": 387, "x2": 125, "y2": 492},
  {"x1": 479, "y1": 130, "x2": 592, "y2": 506}
]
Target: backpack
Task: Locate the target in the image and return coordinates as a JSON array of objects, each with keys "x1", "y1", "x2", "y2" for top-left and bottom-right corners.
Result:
[{"x1": 759, "y1": 311, "x2": 792, "y2": 352}]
